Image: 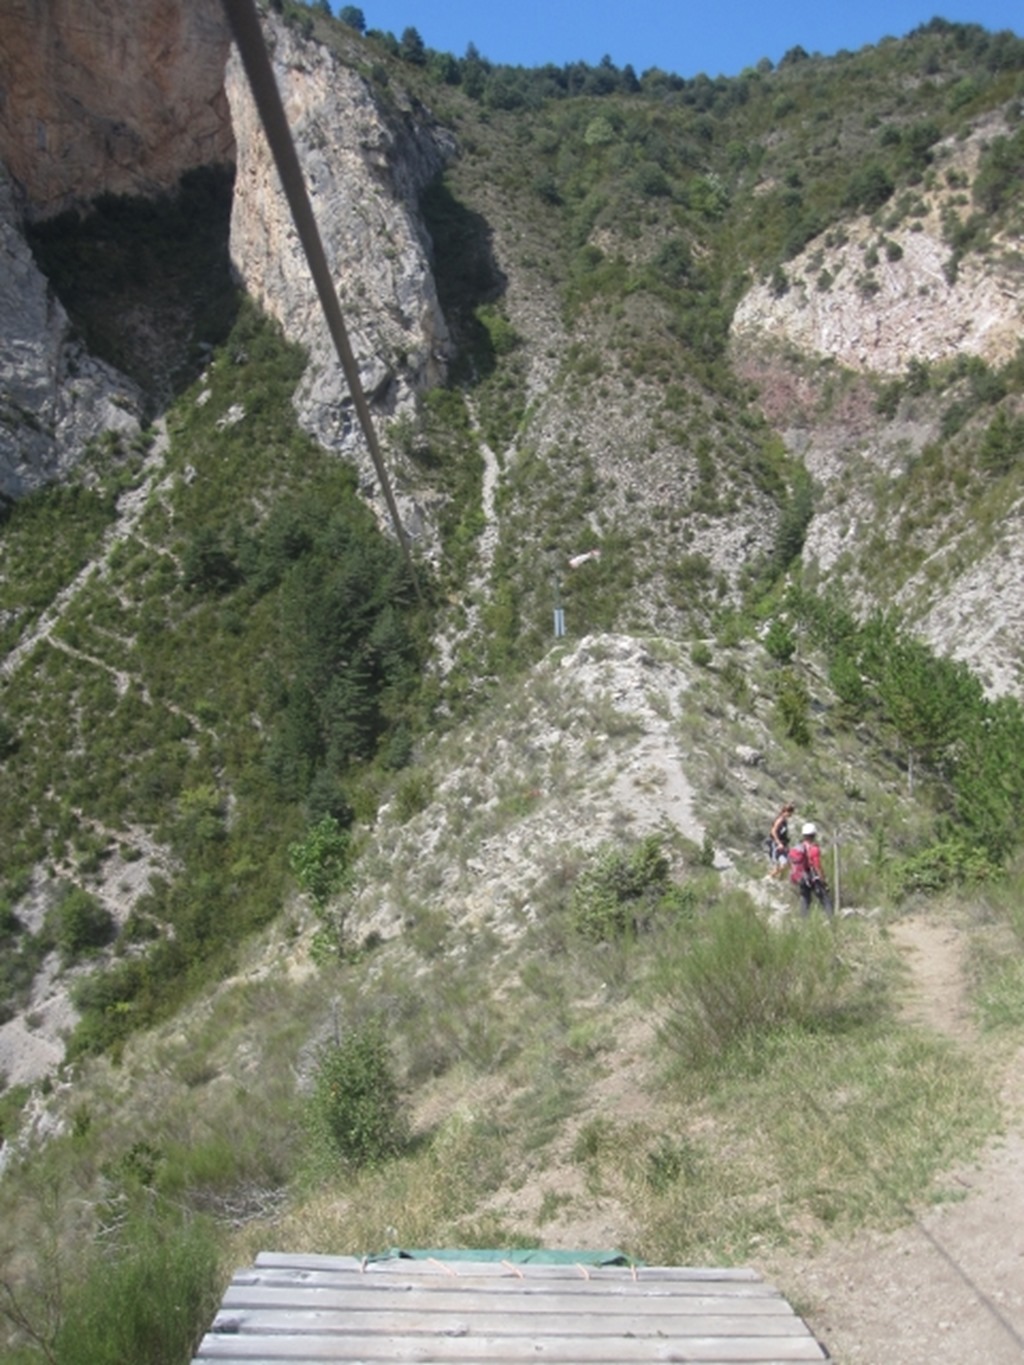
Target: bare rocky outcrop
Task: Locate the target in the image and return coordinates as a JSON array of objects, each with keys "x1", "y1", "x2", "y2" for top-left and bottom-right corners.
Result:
[
  {"x1": 909, "y1": 503, "x2": 1024, "y2": 697},
  {"x1": 226, "y1": 16, "x2": 454, "y2": 506},
  {"x1": 0, "y1": 0, "x2": 234, "y2": 218},
  {"x1": 733, "y1": 331, "x2": 1024, "y2": 698},
  {"x1": 730, "y1": 110, "x2": 1024, "y2": 697},
  {"x1": 732, "y1": 222, "x2": 1022, "y2": 376},
  {"x1": 731, "y1": 114, "x2": 1023, "y2": 377},
  {"x1": 0, "y1": 167, "x2": 144, "y2": 497}
]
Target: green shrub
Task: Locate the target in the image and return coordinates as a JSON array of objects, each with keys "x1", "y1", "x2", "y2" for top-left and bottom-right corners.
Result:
[
  {"x1": 181, "y1": 527, "x2": 241, "y2": 594},
  {"x1": 393, "y1": 769, "x2": 435, "y2": 823},
  {"x1": 668, "y1": 553, "x2": 713, "y2": 607},
  {"x1": 288, "y1": 815, "x2": 351, "y2": 910},
  {"x1": 890, "y1": 839, "x2": 991, "y2": 896},
  {"x1": 829, "y1": 648, "x2": 866, "y2": 713},
  {"x1": 171, "y1": 785, "x2": 225, "y2": 857},
  {"x1": 764, "y1": 619, "x2": 796, "y2": 664},
  {"x1": 843, "y1": 162, "x2": 894, "y2": 212},
  {"x1": 52, "y1": 1212, "x2": 221, "y2": 1365},
  {"x1": 304, "y1": 1020, "x2": 406, "y2": 1172},
  {"x1": 0, "y1": 1082, "x2": 31, "y2": 1145},
  {"x1": 719, "y1": 657, "x2": 751, "y2": 709},
  {"x1": 772, "y1": 467, "x2": 814, "y2": 571},
  {"x1": 979, "y1": 408, "x2": 1024, "y2": 476},
  {"x1": 51, "y1": 886, "x2": 115, "y2": 966},
  {"x1": 67, "y1": 957, "x2": 148, "y2": 1058},
  {"x1": 475, "y1": 304, "x2": 521, "y2": 356},
  {"x1": 973, "y1": 126, "x2": 1024, "y2": 215},
  {"x1": 0, "y1": 715, "x2": 17, "y2": 759},
  {"x1": 289, "y1": 814, "x2": 353, "y2": 962},
  {"x1": 571, "y1": 836, "x2": 679, "y2": 942},
  {"x1": 773, "y1": 668, "x2": 811, "y2": 745},
  {"x1": 660, "y1": 901, "x2": 856, "y2": 1067}
]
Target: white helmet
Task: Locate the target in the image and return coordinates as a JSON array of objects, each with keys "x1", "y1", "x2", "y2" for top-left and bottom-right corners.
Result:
[{"x1": 801, "y1": 822, "x2": 817, "y2": 838}]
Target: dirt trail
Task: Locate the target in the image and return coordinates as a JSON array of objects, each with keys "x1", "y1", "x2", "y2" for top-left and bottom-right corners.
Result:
[
  {"x1": 761, "y1": 915, "x2": 1024, "y2": 1364},
  {"x1": 889, "y1": 916, "x2": 980, "y2": 1044},
  {"x1": 1, "y1": 423, "x2": 170, "y2": 683}
]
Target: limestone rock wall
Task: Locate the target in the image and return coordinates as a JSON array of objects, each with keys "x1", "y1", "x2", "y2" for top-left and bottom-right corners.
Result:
[
  {"x1": 226, "y1": 16, "x2": 453, "y2": 474},
  {"x1": 731, "y1": 222, "x2": 1022, "y2": 376},
  {"x1": 730, "y1": 115, "x2": 1023, "y2": 377},
  {"x1": 0, "y1": 0, "x2": 234, "y2": 218},
  {"x1": 0, "y1": 0, "x2": 232, "y2": 496},
  {"x1": 0, "y1": 3, "x2": 453, "y2": 509},
  {"x1": 0, "y1": 167, "x2": 143, "y2": 497}
]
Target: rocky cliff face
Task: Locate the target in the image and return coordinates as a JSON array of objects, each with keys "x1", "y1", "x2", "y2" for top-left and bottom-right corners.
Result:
[
  {"x1": 0, "y1": 3, "x2": 453, "y2": 512},
  {"x1": 0, "y1": 167, "x2": 144, "y2": 496},
  {"x1": 0, "y1": 0, "x2": 236, "y2": 496},
  {"x1": 226, "y1": 15, "x2": 454, "y2": 519},
  {"x1": 0, "y1": 0, "x2": 234, "y2": 218},
  {"x1": 731, "y1": 114, "x2": 1022, "y2": 376},
  {"x1": 729, "y1": 114, "x2": 1024, "y2": 698},
  {"x1": 0, "y1": 0, "x2": 233, "y2": 496}
]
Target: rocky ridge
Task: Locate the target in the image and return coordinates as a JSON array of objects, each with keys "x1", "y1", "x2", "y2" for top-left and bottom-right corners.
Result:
[
  {"x1": 731, "y1": 113, "x2": 1022, "y2": 376},
  {"x1": 0, "y1": 629, "x2": 768, "y2": 1094},
  {"x1": 352, "y1": 634, "x2": 713, "y2": 953}
]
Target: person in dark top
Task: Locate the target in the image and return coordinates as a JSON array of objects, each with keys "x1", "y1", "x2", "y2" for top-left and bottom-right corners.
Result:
[{"x1": 765, "y1": 801, "x2": 795, "y2": 879}]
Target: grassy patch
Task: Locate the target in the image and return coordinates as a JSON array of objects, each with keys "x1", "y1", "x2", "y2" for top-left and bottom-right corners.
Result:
[{"x1": 633, "y1": 1026, "x2": 996, "y2": 1262}]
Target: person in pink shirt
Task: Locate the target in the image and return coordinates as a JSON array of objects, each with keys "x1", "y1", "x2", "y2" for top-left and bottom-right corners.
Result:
[{"x1": 789, "y1": 822, "x2": 833, "y2": 916}]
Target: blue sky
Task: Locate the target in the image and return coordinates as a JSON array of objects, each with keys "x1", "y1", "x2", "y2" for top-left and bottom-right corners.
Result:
[{"x1": 341, "y1": 2, "x2": 1022, "y2": 80}]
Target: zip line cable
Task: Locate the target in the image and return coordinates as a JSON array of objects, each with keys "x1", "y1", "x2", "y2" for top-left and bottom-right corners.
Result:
[{"x1": 219, "y1": 0, "x2": 423, "y2": 603}]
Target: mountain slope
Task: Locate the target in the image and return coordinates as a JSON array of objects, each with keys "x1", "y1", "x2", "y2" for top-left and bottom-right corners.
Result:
[
  {"x1": 0, "y1": 0, "x2": 1022, "y2": 1082},
  {"x1": 2, "y1": 618, "x2": 1021, "y2": 1362},
  {"x1": 2, "y1": 11, "x2": 1024, "y2": 1360}
]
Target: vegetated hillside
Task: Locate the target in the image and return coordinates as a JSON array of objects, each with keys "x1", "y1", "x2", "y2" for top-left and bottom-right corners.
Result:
[
  {"x1": 1, "y1": 9, "x2": 1024, "y2": 1360},
  {"x1": 1, "y1": 625, "x2": 1022, "y2": 1362},
  {"x1": 415, "y1": 17, "x2": 1024, "y2": 681}
]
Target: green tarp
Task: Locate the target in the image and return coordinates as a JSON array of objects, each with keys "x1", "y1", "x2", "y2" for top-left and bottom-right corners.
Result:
[{"x1": 374, "y1": 1247, "x2": 642, "y2": 1266}]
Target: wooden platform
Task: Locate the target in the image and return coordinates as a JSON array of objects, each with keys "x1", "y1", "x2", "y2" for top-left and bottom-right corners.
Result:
[{"x1": 192, "y1": 1251, "x2": 829, "y2": 1362}]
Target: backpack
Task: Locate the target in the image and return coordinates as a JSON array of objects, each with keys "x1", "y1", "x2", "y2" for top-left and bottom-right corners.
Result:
[
  {"x1": 790, "y1": 842, "x2": 824, "y2": 888},
  {"x1": 789, "y1": 843, "x2": 810, "y2": 883}
]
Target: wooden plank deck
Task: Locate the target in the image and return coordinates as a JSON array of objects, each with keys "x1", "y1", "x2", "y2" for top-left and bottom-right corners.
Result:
[{"x1": 192, "y1": 1252, "x2": 829, "y2": 1363}]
